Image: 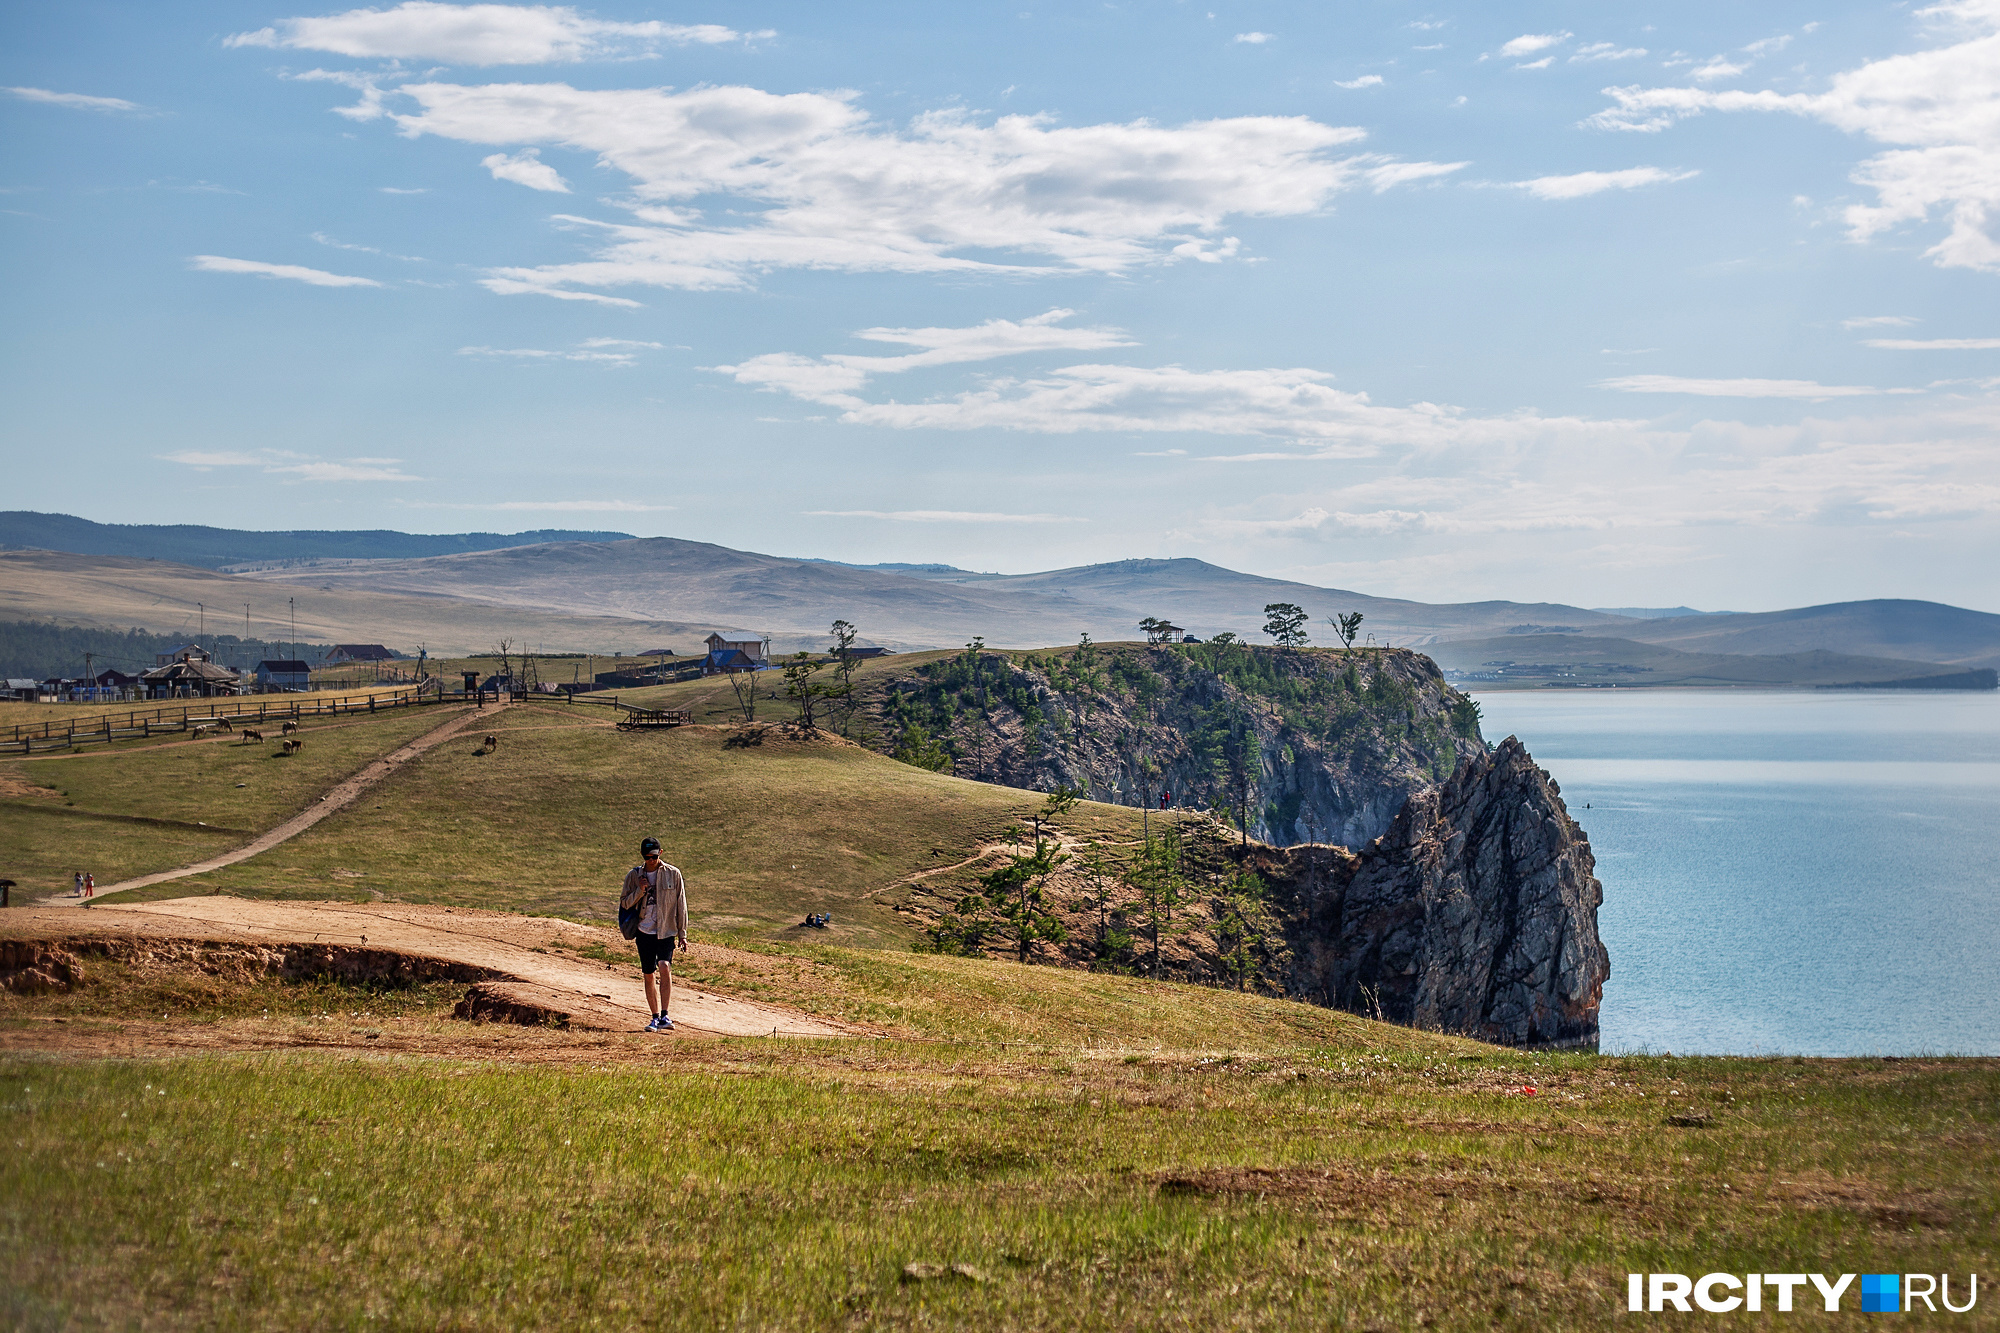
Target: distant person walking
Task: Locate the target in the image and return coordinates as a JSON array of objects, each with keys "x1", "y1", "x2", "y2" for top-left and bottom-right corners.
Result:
[
  {"x1": 72, "y1": 870, "x2": 83, "y2": 898},
  {"x1": 621, "y1": 836, "x2": 689, "y2": 1032},
  {"x1": 83, "y1": 872, "x2": 94, "y2": 899}
]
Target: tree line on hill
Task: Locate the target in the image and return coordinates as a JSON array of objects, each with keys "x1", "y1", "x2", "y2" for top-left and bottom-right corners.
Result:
[{"x1": 0, "y1": 620, "x2": 329, "y2": 680}]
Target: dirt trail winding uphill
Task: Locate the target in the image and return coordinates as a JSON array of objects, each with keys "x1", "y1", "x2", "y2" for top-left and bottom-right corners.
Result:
[
  {"x1": 41, "y1": 702, "x2": 502, "y2": 908},
  {"x1": 9, "y1": 897, "x2": 856, "y2": 1038}
]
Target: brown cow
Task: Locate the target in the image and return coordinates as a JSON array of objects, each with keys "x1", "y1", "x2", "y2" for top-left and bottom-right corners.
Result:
[
  {"x1": 241, "y1": 728, "x2": 264, "y2": 744},
  {"x1": 280, "y1": 738, "x2": 303, "y2": 756},
  {"x1": 280, "y1": 720, "x2": 300, "y2": 736}
]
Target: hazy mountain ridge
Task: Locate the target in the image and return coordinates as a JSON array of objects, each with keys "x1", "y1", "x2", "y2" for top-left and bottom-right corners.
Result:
[
  {"x1": 0, "y1": 511, "x2": 634, "y2": 570},
  {"x1": 3, "y1": 517, "x2": 1995, "y2": 678}
]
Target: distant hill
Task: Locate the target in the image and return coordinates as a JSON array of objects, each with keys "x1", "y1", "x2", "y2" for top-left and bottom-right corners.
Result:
[
  {"x1": 0, "y1": 511, "x2": 635, "y2": 570},
  {"x1": 1423, "y1": 634, "x2": 1993, "y2": 690},
  {"x1": 4, "y1": 519, "x2": 1994, "y2": 681},
  {"x1": 232, "y1": 542, "x2": 1649, "y2": 650},
  {"x1": 1614, "y1": 599, "x2": 2000, "y2": 671}
]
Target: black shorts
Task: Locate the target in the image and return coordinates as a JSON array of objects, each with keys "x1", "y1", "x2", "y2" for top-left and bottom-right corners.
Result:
[{"x1": 636, "y1": 931, "x2": 677, "y2": 974}]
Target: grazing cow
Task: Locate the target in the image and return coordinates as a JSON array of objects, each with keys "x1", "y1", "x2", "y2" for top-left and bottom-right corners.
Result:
[
  {"x1": 241, "y1": 728, "x2": 264, "y2": 743},
  {"x1": 485, "y1": 734, "x2": 499, "y2": 749},
  {"x1": 190, "y1": 725, "x2": 211, "y2": 739},
  {"x1": 281, "y1": 738, "x2": 303, "y2": 756},
  {"x1": 281, "y1": 720, "x2": 300, "y2": 736},
  {"x1": 214, "y1": 719, "x2": 233, "y2": 733}
]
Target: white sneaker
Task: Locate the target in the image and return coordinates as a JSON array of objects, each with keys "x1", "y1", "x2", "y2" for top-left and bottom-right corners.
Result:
[{"x1": 644, "y1": 1014, "x2": 666, "y2": 1032}]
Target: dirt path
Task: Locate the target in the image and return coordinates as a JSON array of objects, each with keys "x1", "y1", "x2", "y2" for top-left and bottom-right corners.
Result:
[
  {"x1": 41, "y1": 702, "x2": 500, "y2": 908},
  {"x1": 7, "y1": 897, "x2": 856, "y2": 1038}
]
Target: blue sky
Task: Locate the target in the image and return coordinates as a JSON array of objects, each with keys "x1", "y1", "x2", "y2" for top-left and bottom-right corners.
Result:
[{"x1": 3, "y1": 0, "x2": 1997, "y2": 612}]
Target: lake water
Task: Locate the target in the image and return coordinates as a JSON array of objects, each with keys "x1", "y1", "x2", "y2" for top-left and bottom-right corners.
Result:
[{"x1": 1471, "y1": 690, "x2": 2000, "y2": 1056}]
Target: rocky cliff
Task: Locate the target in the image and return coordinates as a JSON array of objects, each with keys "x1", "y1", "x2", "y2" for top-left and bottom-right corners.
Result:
[
  {"x1": 1297, "y1": 738, "x2": 1608, "y2": 1048},
  {"x1": 865, "y1": 641, "x2": 1487, "y2": 846},
  {"x1": 863, "y1": 642, "x2": 1607, "y2": 1048}
]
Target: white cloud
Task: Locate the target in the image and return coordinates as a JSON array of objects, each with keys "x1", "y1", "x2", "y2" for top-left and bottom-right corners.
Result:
[
  {"x1": 805, "y1": 510, "x2": 1083, "y2": 523},
  {"x1": 1587, "y1": 0, "x2": 2000, "y2": 271},
  {"x1": 292, "y1": 76, "x2": 1461, "y2": 297},
  {"x1": 481, "y1": 147, "x2": 569, "y2": 192},
  {"x1": 1571, "y1": 44, "x2": 1646, "y2": 63},
  {"x1": 1741, "y1": 34, "x2": 1794, "y2": 56},
  {"x1": 188, "y1": 255, "x2": 383, "y2": 287},
  {"x1": 718, "y1": 309, "x2": 1136, "y2": 397},
  {"x1": 1500, "y1": 32, "x2": 1571, "y2": 58},
  {"x1": 458, "y1": 337, "x2": 661, "y2": 363},
  {"x1": 1234, "y1": 32, "x2": 1273, "y2": 44},
  {"x1": 311, "y1": 231, "x2": 426, "y2": 261},
  {"x1": 1513, "y1": 166, "x2": 1698, "y2": 199},
  {"x1": 1842, "y1": 315, "x2": 1920, "y2": 329},
  {"x1": 379, "y1": 186, "x2": 429, "y2": 193},
  {"x1": 729, "y1": 348, "x2": 1607, "y2": 455},
  {"x1": 1335, "y1": 75, "x2": 1384, "y2": 89},
  {"x1": 1864, "y1": 337, "x2": 2000, "y2": 349},
  {"x1": 1689, "y1": 57, "x2": 1747, "y2": 82},
  {"x1": 160, "y1": 449, "x2": 420, "y2": 482},
  {"x1": 226, "y1": 3, "x2": 767, "y2": 65},
  {"x1": 4, "y1": 86, "x2": 142, "y2": 113},
  {"x1": 1600, "y1": 374, "x2": 1917, "y2": 398},
  {"x1": 1514, "y1": 57, "x2": 1554, "y2": 71}
]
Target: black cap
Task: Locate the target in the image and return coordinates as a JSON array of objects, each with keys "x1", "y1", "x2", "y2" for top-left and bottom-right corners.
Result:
[{"x1": 640, "y1": 836, "x2": 661, "y2": 856}]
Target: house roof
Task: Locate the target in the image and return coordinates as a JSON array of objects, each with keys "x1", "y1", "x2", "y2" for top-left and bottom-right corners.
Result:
[
  {"x1": 326, "y1": 643, "x2": 395, "y2": 660},
  {"x1": 704, "y1": 632, "x2": 762, "y2": 646},
  {"x1": 704, "y1": 649, "x2": 760, "y2": 669},
  {"x1": 5, "y1": 679, "x2": 39, "y2": 690},
  {"x1": 257, "y1": 660, "x2": 312, "y2": 673},
  {"x1": 141, "y1": 660, "x2": 240, "y2": 682}
]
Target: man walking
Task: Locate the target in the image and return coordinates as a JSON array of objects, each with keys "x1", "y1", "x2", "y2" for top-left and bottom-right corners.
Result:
[{"x1": 622, "y1": 836, "x2": 689, "y2": 1032}]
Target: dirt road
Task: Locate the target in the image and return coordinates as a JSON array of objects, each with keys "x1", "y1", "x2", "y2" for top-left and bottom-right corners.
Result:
[
  {"x1": 8, "y1": 896, "x2": 856, "y2": 1038},
  {"x1": 44, "y1": 702, "x2": 500, "y2": 908}
]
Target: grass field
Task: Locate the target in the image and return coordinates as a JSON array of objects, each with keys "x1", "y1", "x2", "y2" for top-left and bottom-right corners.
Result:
[
  {"x1": 2, "y1": 1027, "x2": 1992, "y2": 1331},
  {"x1": 107, "y1": 709, "x2": 1147, "y2": 942},
  {"x1": 0, "y1": 704, "x2": 476, "y2": 897}
]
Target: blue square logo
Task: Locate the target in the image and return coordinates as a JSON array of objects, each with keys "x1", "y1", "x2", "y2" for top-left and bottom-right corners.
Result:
[{"x1": 1862, "y1": 1274, "x2": 1901, "y2": 1313}]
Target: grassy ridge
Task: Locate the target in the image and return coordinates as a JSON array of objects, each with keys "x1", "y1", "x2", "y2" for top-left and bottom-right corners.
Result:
[
  {"x1": 3, "y1": 1046, "x2": 1992, "y2": 1331},
  {"x1": 114, "y1": 716, "x2": 1148, "y2": 941}
]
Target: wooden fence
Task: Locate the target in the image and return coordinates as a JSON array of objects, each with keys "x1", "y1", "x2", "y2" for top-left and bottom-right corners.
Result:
[{"x1": 1, "y1": 685, "x2": 447, "y2": 755}]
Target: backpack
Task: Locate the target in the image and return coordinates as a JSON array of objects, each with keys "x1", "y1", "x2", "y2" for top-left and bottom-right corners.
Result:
[{"x1": 617, "y1": 867, "x2": 650, "y2": 940}]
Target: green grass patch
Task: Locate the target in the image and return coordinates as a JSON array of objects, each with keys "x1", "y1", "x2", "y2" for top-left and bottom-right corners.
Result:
[
  {"x1": 0, "y1": 706, "x2": 475, "y2": 897},
  {"x1": 2, "y1": 1049, "x2": 1992, "y2": 1330},
  {"x1": 134, "y1": 722, "x2": 1148, "y2": 940}
]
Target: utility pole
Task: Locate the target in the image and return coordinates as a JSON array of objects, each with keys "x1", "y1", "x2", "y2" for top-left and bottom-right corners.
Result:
[
  {"x1": 289, "y1": 597, "x2": 296, "y2": 663},
  {"x1": 197, "y1": 602, "x2": 204, "y2": 643}
]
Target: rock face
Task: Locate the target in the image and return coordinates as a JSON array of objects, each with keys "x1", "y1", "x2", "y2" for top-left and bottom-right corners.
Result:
[
  {"x1": 868, "y1": 642, "x2": 1609, "y2": 1049},
  {"x1": 867, "y1": 643, "x2": 1487, "y2": 847},
  {"x1": 1316, "y1": 737, "x2": 1609, "y2": 1047}
]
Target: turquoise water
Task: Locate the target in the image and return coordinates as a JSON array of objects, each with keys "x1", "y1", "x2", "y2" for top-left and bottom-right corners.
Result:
[{"x1": 1471, "y1": 690, "x2": 2000, "y2": 1056}]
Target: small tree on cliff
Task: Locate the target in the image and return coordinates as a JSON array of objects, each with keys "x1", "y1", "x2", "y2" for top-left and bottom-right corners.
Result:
[
  {"x1": 979, "y1": 824, "x2": 1069, "y2": 964},
  {"x1": 1328, "y1": 611, "x2": 1364, "y2": 654},
  {"x1": 1262, "y1": 603, "x2": 1310, "y2": 648}
]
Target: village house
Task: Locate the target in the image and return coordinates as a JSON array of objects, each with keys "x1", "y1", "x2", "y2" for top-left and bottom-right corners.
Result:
[
  {"x1": 701, "y1": 632, "x2": 767, "y2": 675},
  {"x1": 323, "y1": 644, "x2": 395, "y2": 664},
  {"x1": 3, "y1": 679, "x2": 38, "y2": 703},
  {"x1": 141, "y1": 655, "x2": 241, "y2": 699},
  {"x1": 253, "y1": 659, "x2": 312, "y2": 692}
]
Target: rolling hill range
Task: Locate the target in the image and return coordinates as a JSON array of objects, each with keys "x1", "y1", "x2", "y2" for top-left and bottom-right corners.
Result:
[
  {"x1": 0, "y1": 510, "x2": 632, "y2": 569},
  {"x1": 226, "y1": 537, "x2": 1652, "y2": 649},
  {"x1": 0, "y1": 549, "x2": 745, "y2": 657},
  {"x1": 3, "y1": 517, "x2": 1994, "y2": 681}
]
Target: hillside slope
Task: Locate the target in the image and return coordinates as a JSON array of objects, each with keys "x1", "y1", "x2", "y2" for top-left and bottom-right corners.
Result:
[
  {"x1": 1424, "y1": 633, "x2": 1994, "y2": 689},
  {"x1": 0, "y1": 511, "x2": 631, "y2": 568},
  {"x1": 0, "y1": 549, "x2": 754, "y2": 656},
  {"x1": 1618, "y1": 598, "x2": 2000, "y2": 669}
]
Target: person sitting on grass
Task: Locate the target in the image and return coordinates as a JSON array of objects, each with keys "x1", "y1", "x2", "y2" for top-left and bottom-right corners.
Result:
[{"x1": 622, "y1": 836, "x2": 689, "y2": 1032}]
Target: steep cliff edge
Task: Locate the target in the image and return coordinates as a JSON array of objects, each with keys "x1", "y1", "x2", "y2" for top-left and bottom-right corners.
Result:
[
  {"x1": 860, "y1": 643, "x2": 1606, "y2": 1048},
  {"x1": 865, "y1": 641, "x2": 1487, "y2": 846},
  {"x1": 1299, "y1": 738, "x2": 1608, "y2": 1047}
]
